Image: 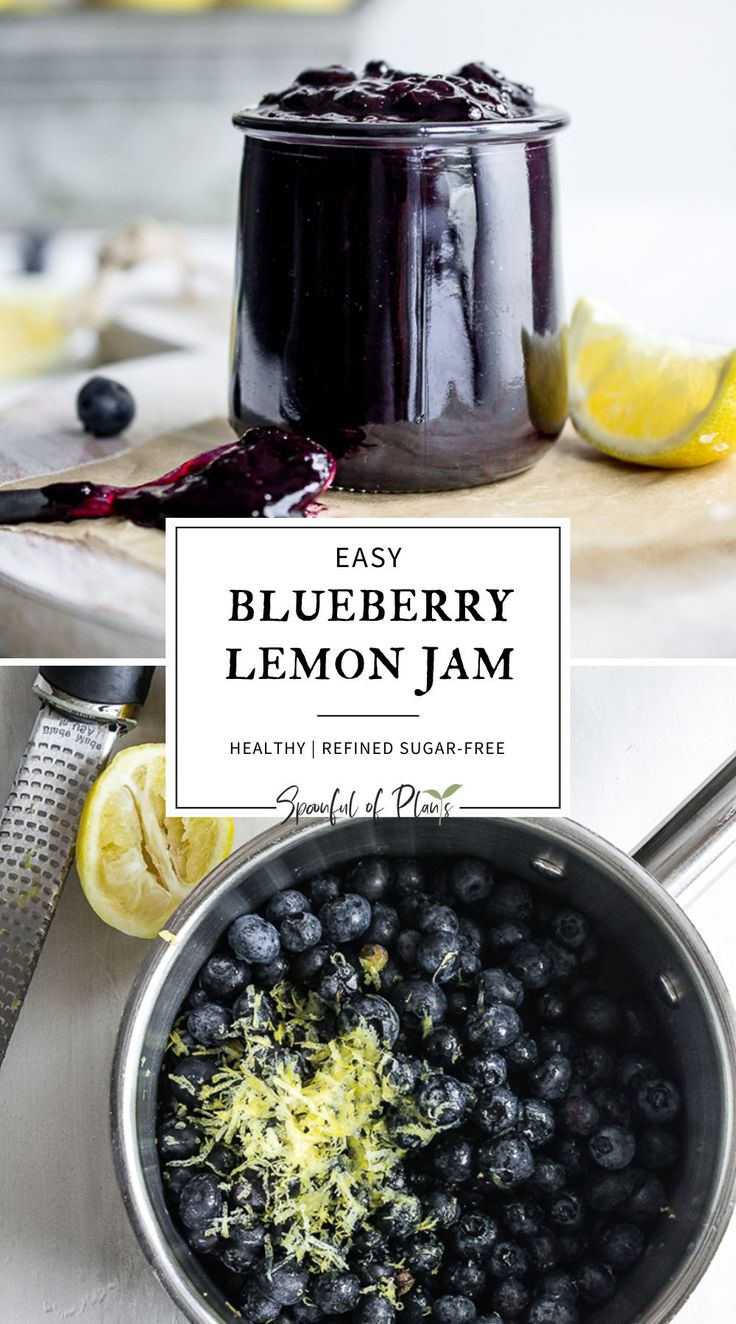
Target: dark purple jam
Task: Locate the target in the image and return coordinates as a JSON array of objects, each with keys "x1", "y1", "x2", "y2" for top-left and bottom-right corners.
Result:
[
  {"x1": 26, "y1": 429, "x2": 335, "y2": 528},
  {"x1": 258, "y1": 59, "x2": 536, "y2": 123},
  {"x1": 230, "y1": 66, "x2": 567, "y2": 493}
]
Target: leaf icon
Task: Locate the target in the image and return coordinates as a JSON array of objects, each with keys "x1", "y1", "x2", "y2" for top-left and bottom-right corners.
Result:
[
  {"x1": 424, "y1": 789, "x2": 442, "y2": 800},
  {"x1": 443, "y1": 784, "x2": 462, "y2": 799}
]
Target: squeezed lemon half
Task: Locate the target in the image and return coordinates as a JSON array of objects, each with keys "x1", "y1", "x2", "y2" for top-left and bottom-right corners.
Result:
[
  {"x1": 569, "y1": 297, "x2": 736, "y2": 468},
  {"x1": 76, "y1": 744, "x2": 234, "y2": 938}
]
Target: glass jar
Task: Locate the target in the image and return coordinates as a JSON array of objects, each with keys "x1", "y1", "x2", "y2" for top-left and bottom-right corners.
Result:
[{"x1": 230, "y1": 109, "x2": 569, "y2": 493}]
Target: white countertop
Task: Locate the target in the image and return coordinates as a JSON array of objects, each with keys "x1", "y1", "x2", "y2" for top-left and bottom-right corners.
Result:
[{"x1": 1, "y1": 662, "x2": 734, "y2": 1322}]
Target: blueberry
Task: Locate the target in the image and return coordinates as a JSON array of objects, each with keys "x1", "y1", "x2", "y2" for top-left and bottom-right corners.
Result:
[
  {"x1": 527, "y1": 1228, "x2": 562, "y2": 1272},
  {"x1": 397, "y1": 929, "x2": 422, "y2": 965},
  {"x1": 488, "y1": 920, "x2": 531, "y2": 953},
  {"x1": 425, "y1": 1025, "x2": 464, "y2": 1068},
  {"x1": 488, "y1": 1240, "x2": 529, "y2": 1280},
  {"x1": 291, "y1": 941, "x2": 333, "y2": 989},
  {"x1": 219, "y1": 1223, "x2": 265, "y2": 1272},
  {"x1": 550, "y1": 909, "x2": 589, "y2": 950},
  {"x1": 586, "y1": 1168, "x2": 637, "y2": 1213},
  {"x1": 590, "y1": 1086, "x2": 632, "y2": 1127},
  {"x1": 466, "y1": 1004, "x2": 522, "y2": 1051},
  {"x1": 418, "y1": 1074, "x2": 473, "y2": 1128},
  {"x1": 418, "y1": 931, "x2": 461, "y2": 982},
  {"x1": 618, "y1": 1053, "x2": 659, "y2": 1090},
  {"x1": 451, "y1": 857, "x2": 493, "y2": 905},
  {"x1": 501, "y1": 1198, "x2": 543, "y2": 1238},
  {"x1": 231, "y1": 1172, "x2": 267, "y2": 1216},
  {"x1": 267, "y1": 1261, "x2": 309, "y2": 1306},
  {"x1": 179, "y1": 1173, "x2": 223, "y2": 1229},
  {"x1": 538, "y1": 1028, "x2": 577, "y2": 1058},
  {"x1": 465, "y1": 1049, "x2": 508, "y2": 1090},
  {"x1": 240, "y1": 1286, "x2": 282, "y2": 1323},
  {"x1": 163, "y1": 1163, "x2": 200, "y2": 1197},
  {"x1": 356, "y1": 1299, "x2": 396, "y2": 1324},
  {"x1": 358, "y1": 1257, "x2": 393, "y2": 1288},
  {"x1": 489, "y1": 878, "x2": 531, "y2": 921},
  {"x1": 433, "y1": 1135, "x2": 475, "y2": 1185},
  {"x1": 634, "y1": 1077, "x2": 682, "y2": 1124},
  {"x1": 312, "y1": 1272, "x2": 361, "y2": 1314},
  {"x1": 589, "y1": 1124, "x2": 636, "y2": 1171},
  {"x1": 417, "y1": 903, "x2": 460, "y2": 936},
  {"x1": 548, "y1": 1192, "x2": 586, "y2": 1230},
  {"x1": 505, "y1": 1034, "x2": 539, "y2": 1071},
  {"x1": 320, "y1": 893, "x2": 372, "y2": 942},
  {"x1": 557, "y1": 1095, "x2": 599, "y2": 1137},
  {"x1": 432, "y1": 1296, "x2": 477, "y2": 1324},
  {"x1": 187, "y1": 1002, "x2": 232, "y2": 1045},
  {"x1": 528, "y1": 1158, "x2": 567, "y2": 1198},
  {"x1": 478, "y1": 1136, "x2": 535, "y2": 1190},
  {"x1": 265, "y1": 889, "x2": 310, "y2": 925},
  {"x1": 423, "y1": 1189, "x2": 460, "y2": 1229},
  {"x1": 638, "y1": 1126, "x2": 680, "y2": 1170},
  {"x1": 280, "y1": 911, "x2": 323, "y2": 952},
  {"x1": 167, "y1": 1055, "x2": 218, "y2": 1104},
  {"x1": 347, "y1": 856, "x2": 391, "y2": 901},
  {"x1": 76, "y1": 376, "x2": 135, "y2": 437},
  {"x1": 520, "y1": 1098, "x2": 555, "y2": 1148},
  {"x1": 473, "y1": 1086, "x2": 520, "y2": 1137},
  {"x1": 527, "y1": 1298, "x2": 578, "y2": 1324},
  {"x1": 529, "y1": 1055, "x2": 572, "y2": 1101},
  {"x1": 398, "y1": 891, "x2": 432, "y2": 928},
  {"x1": 252, "y1": 953, "x2": 289, "y2": 988},
  {"x1": 157, "y1": 1117, "x2": 199, "y2": 1159},
  {"x1": 573, "y1": 1261, "x2": 617, "y2": 1304},
  {"x1": 376, "y1": 1192, "x2": 422, "y2": 1238},
  {"x1": 185, "y1": 984, "x2": 209, "y2": 1009},
  {"x1": 306, "y1": 873, "x2": 341, "y2": 908},
  {"x1": 382, "y1": 1052, "x2": 421, "y2": 1092},
  {"x1": 402, "y1": 1288, "x2": 434, "y2": 1323},
  {"x1": 594, "y1": 1221, "x2": 645, "y2": 1270},
  {"x1": 443, "y1": 1260, "x2": 486, "y2": 1298},
  {"x1": 490, "y1": 1277, "x2": 529, "y2": 1318},
  {"x1": 539, "y1": 939, "x2": 578, "y2": 982},
  {"x1": 536, "y1": 990, "x2": 568, "y2": 1023},
  {"x1": 200, "y1": 953, "x2": 251, "y2": 1002},
  {"x1": 341, "y1": 994, "x2": 400, "y2": 1045},
  {"x1": 366, "y1": 902, "x2": 401, "y2": 946},
  {"x1": 412, "y1": 1232, "x2": 444, "y2": 1281},
  {"x1": 391, "y1": 978, "x2": 448, "y2": 1030},
  {"x1": 538, "y1": 1270, "x2": 576, "y2": 1300},
  {"x1": 573, "y1": 1042, "x2": 613, "y2": 1087},
  {"x1": 477, "y1": 969, "x2": 524, "y2": 1009},
  {"x1": 509, "y1": 941, "x2": 552, "y2": 990},
  {"x1": 573, "y1": 992, "x2": 622, "y2": 1039},
  {"x1": 459, "y1": 916, "x2": 483, "y2": 954},
  {"x1": 233, "y1": 987, "x2": 275, "y2": 1028},
  {"x1": 393, "y1": 857, "x2": 426, "y2": 896},
  {"x1": 229, "y1": 914, "x2": 281, "y2": 964},
  {"x1": 621, "y1": 1169, "x2": 667, "y2": 1222},
  {"x1": 318, "y1": 952, "x2": 360, "y2": 1004},
  {"x1": 188, "y1": 1227, "x2": 219, "y2": 1254}
]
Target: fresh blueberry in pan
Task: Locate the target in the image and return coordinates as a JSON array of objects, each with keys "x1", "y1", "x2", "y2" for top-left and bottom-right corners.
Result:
[
  {"x1": 280, "y1": 910, "x2": 323, "y2": 952},
  {"x1": 451, "y1": 857, "x2": 493, "y2": 905},
  {"x1": 346, "y1": 856, "x2": 392, "y2": 901},
  {"x1": 228, "y1": 914, "x2": 281, "y2": 964},
  {"x1": 320, "y1": 893, "x2": 372, "y2": 942},
  {"x1": 633, "y1": 1077, "x2": 682, "y2": 1124},
  {"x1": 187, "y1": 1002, "x2": 232, "y2": 1045},
  {"x1": 265, "y1": 889, "x2": 310, "y2": 925},
  {"x1": 179, "y1": 1173, "x2": 223, "y2": 1229},
  {"x1": 200, "y1": 953, "x2": 251, "y2": 1002}
]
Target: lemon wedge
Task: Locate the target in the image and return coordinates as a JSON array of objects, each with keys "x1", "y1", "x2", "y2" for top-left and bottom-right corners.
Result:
[
  {"x1": 569, "y1": 297, "x2": 736, "y2": 468},
  {"x1": 76, "y1": 744, "x2": 234, "y2": 938}
]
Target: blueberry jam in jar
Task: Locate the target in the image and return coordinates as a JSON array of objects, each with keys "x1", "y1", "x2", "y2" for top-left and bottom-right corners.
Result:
[
  {"x1": 230, "y1": 62, "x2": 569, "y2": 493},
  {"x1": 157, "y1": 855, "x2": 683, "y2": 1323}
]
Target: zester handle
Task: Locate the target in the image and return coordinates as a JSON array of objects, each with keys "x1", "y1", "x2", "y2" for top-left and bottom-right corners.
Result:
[{"x1": 0, "y1": 671, "x2": 152, "y2": 1068}]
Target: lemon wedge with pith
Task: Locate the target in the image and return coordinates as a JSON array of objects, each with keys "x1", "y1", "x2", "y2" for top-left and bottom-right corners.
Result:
[
  {"x1": 569, "y1": 297, "x2": 736, "y2": 468},
  {"x1": 76, "y1": 744, "x2": 234, "y2": 939}
]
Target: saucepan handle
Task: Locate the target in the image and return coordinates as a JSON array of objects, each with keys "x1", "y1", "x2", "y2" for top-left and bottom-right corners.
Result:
[{"x1": 633, "y1": 751, "x2": 736, "y2": 907}]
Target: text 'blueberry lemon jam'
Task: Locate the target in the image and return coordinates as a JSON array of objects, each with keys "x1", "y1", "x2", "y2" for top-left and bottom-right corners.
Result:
[
  {"x1": 157, "y1": 855, "x2": 683, "y2": 1324},
  {"x1": 230, "y1": 61, "x2": 569, "y2": 494}
]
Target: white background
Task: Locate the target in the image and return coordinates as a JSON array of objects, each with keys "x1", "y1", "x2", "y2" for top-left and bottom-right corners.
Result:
[
  {"x1": 1, "y1": 662, "x2": 735, "y2": 1321},
  {"x1": 171, "y1": 521, "x2": 565, "y2": 816},
  {"x1": 359, "y1": 0, "x2": 736, "y2": 345}
]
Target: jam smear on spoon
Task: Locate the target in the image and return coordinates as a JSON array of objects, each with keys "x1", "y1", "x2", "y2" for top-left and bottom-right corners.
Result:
[{"x1": 20, "y1": 428, "x2": 336, "y2": 529}]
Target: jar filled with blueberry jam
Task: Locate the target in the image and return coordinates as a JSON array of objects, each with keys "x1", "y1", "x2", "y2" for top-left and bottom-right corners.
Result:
[{"x1": 230, "y1": 61, "x2": 569, "y2": 493}]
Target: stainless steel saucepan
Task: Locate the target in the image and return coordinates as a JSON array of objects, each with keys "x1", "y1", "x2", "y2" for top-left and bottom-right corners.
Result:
[{"x1": 112, "y1": 758, "x2": 736, "y2": 1324}]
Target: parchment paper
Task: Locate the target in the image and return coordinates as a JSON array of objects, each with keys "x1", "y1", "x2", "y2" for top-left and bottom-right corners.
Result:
[{"x1": 3, "y1": 420, "x2": 736, "y2": 577}]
